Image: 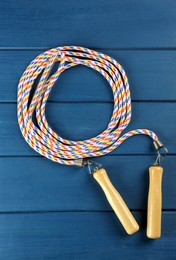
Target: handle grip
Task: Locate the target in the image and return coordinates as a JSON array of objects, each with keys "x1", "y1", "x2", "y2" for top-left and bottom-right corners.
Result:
[
  {"x1": 93, "y1": 168, "x2": 139, "y2": 235},
  {"x1": 147, "y1": 166, "x2": 163, "y2": 239}
]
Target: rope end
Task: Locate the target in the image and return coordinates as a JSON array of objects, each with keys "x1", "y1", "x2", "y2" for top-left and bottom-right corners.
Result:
[{"x1": 74, "y1": 159, "x2": 84, "y2": 167}]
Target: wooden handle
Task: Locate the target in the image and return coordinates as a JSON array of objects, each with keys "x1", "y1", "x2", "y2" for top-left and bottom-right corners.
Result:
[
  {"x1": 147, "y1": 165, "x2": 163, "y2": 239},
  {"x1": 93, "y1": 168, "x2": 139, "y2": 235}
]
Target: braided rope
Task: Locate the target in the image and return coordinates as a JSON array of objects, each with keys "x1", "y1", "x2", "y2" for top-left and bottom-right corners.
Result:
[{"x1": 17, "y1": 46, "x2": 158, "y2": 166}]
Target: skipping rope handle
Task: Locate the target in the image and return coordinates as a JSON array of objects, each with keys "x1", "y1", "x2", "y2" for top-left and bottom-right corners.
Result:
[
  {"x1": 93, "y1": 168, "x2": 139, "y2": 235},
  {"x1": 147, "y1": 165, "x2": 163, "y2": 239},
  {"x1": 146, "y1": 139, "x2": 167, "y2": 239}
]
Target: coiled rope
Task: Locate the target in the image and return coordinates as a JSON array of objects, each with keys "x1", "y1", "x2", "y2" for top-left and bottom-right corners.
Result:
[{"x1": 17, "y1": 46, "x2": 159, "y2": 166}]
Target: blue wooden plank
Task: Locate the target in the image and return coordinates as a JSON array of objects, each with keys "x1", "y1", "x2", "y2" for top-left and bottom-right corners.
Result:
[
  {"x1": 1, "y1": 50, "x2": 176, "y2": 102},
  {"x1": 0, "y1": 156, "x2": 174, "y2": 212},
  {"x1": 0, "y1": 0, "x2": 175, "y2": 48},
  {"x1": 0, "y1": 103, "x2": 175, "y2": 156},
  {"x1": 0, "y1": 211, "x2": 175, "y2": 259}
]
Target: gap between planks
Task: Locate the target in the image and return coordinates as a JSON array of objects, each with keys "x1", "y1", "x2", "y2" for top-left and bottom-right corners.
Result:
[
  {"x1": 1, "y1": 101, "x2": 176, "y2": 104},
  {"x1": 0, "y1": 209, "x2": 174, "y2": 215},
  {"x1": 0, "y1": 154, "x2": 175, "y2": 158},
  {"x1": 0, "y1": 47, "x2": 176, "y2": 51}
]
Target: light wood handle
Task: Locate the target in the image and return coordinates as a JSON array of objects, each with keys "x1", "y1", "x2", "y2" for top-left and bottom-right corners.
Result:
[
  {"x1": 147, "y1": 166, "x2": 163, "y2": 239},
  {"x1": 93, "y1": 168, "x2": 139, "y2": 235}
]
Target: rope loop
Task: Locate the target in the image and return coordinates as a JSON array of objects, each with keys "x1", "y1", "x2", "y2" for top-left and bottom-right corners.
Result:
[{"x1": 17, "y1": 46, "x2": 158, "y2": 166}]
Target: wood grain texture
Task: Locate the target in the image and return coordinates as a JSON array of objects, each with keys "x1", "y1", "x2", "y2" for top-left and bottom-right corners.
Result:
[
  {"x1": 0, "y1": 0, "x2": 175, "y2": 48},
  {"x1": 0, "y1": 103, "x2": 175, "y2": 155},
  {"x1": 1, "y1": 50, "x2": 176, "y2": 102},
  {"x1": 0, "y1": 156, "x2": 175, "y2": 212},
  {"x1": 0, "y1": 212, "x2": 175, "y2": 260}
]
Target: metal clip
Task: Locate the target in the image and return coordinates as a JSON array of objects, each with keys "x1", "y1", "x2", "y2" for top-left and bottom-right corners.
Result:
[
  {"x1": 153, "y1": 139, "x2": 168, "y2": 166},
  {"x1": 83, "y1": 160, "x2": 102, "y2": 174}
]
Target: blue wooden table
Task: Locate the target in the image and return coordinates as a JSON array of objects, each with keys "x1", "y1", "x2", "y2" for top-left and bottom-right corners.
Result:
[{"x1": 0, "y1": 0, "x2": 176, "y2": 259}]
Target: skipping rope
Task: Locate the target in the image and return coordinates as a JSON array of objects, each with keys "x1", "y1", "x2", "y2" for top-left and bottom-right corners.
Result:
[{"x1": 17, "y1": 46, "x2": 168, "y2": 239}]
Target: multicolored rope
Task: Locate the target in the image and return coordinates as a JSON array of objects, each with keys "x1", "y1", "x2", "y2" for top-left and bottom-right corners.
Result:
[{"x1": 17, "y1": 46, "x2": 159, "y2": 166}]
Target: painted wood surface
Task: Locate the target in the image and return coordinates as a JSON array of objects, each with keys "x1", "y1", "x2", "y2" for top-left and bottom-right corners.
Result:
[
  {"x1": 0, "y1": 103, "x2": 175, "y2": 155},
  {"x1": 0, "y1": 50, "x2": 176, "y2": 102},
  {"x1": 0, "y1": 212, "x2": 175, "y2": 260},
  {"x1": 0, "y1": 0, "x2": 176, "y2": 259},
  {"x1": 0, "y1": 156, "x2": 175, "y2": 212},
  {"x1": 0, "y1": 0, "x2": 175, "y2": 48}
]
